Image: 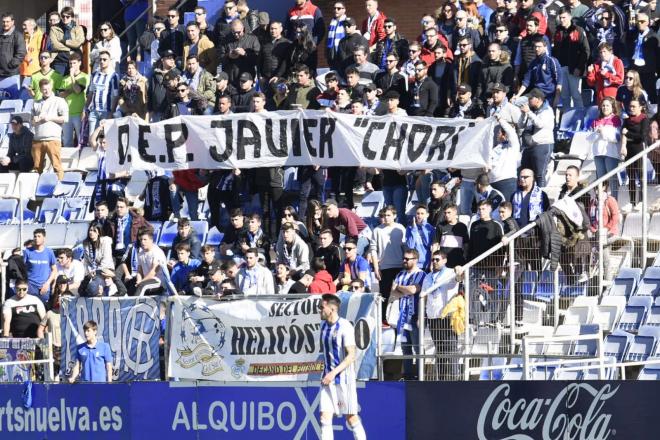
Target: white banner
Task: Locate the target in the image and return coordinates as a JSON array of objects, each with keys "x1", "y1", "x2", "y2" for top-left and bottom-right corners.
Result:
[
  {"x1": 167, "y1": 293, "x2": 377, "y2": 382},
  {"x1": 105, "y1": 111, "x2": 496, "y2": 174}
]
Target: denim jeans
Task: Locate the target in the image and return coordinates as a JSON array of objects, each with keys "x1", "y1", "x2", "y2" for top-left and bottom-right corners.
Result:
[
  {"x1": 415, "y1": 173, "x2": 433, "y2": 205},
  {"x1": 560, "y1": 67, "x2": 583, "y2": 109},
  {"x1": 491, "y1": 178, "x2": 518, "y2": 203},
  {"x1": 457, "y1": 180, "x2": 475, "y2": 215},
  {"x1": 401, "y1": 324, "x2": 420, "y2": 380},
  {"x1": 298, "y1": 166, "x2": 326, "y2": 222},
  {"x1": 594, "y1": 155, "x2": 621, "y2": 200},
  {"x1": 87, "y1": 110, "x2": 111, "y2": 136},
  {"x1": 182, "y1": 190, "x2": 200, "y2": 221},
  {"x1": 383, "y1": 184, "x2": 407, "y2": 224},
  {"x1": 62, "y1": 114, "x2": 82, "y2": 147},
  {"x1": 521, "y1": 144, "x2": 553, "y2": 187}
]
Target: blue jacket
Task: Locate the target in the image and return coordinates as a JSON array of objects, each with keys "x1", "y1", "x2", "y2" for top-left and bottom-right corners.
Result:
[
  {"x1": 522, "y1": 53, "x2": 562, "y2": 98},
  {"x1": 405, "y1": 222, "x2": 435, "y2": 269}
]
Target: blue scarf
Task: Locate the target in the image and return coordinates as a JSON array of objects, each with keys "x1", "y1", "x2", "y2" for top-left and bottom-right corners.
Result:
[
  {"x1": 395, "y1": 269, "x2": 424, "y2": 334},
  {"x1": 512, "y1": 185, "x2": 544, "y2": 222},
  {"x1": 326, "y1": 17, "x2": 346, "y2": 51}
]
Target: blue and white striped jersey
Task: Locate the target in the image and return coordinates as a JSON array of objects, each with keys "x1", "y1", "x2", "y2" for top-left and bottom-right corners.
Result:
[
  {"x1": 321, "y1": 317, "x2": 356, "y2": 385},
  {"x1": 88, "y1": 71, "x2": 119, "y2": 112}
]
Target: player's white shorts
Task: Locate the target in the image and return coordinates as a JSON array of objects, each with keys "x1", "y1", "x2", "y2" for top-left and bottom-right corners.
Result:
[{"x1": 319, "y1": 381, "x2": 359, "y2": 416}]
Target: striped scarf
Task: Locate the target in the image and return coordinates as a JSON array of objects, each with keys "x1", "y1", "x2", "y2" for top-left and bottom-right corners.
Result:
[
  {"x1": 512, "y1": 185, "x2": 544, "y2": 223},
  {"x1": 327, "y1": 17, "x2": 346, "y2": 51}
]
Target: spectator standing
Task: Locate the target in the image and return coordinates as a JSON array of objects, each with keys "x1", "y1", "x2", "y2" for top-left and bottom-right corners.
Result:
[
  {"x1": 90, "y1": 22, "x2": 122, "y2": 72},
  {"x1": 219, "y1": 19, "x2": 261, "y2": 87},
  {"x1": 285, "y1": 0, "x2": 325, "y2": 46},
  {"x1": 31, "y1": 79, "x2": 68, "y2": 180},
  {"x1": 24, "y1": 229, "x2": 57, "y2": 302},
  {"x1": 183, "y1": 54, "x2": 216, "y2": 111},
  {"x1": 390, "y1": 248, "x2": 425, "y2": 380},
  {"x1": 183, "y1": 22, "x2": 218, "y2": 75},
  {"x1": 29, "y1": 51, "x2": 62, "y2": 101},
  {"x1": 490, "y1": 21, "x2": 517, "y2": 56},
  {"x1": 451, "y1": 9, "x2": 482, "y2": 55},
  {"x1": 588, "y1": 97, "x2": 622, "y2": 199},
  {"x1": 68, "y1": 320, "x2": 113, "y2": 383},
  {"x1": 148, "y1": 50, "x2": 179, "y2": 122},
  {"x1": 452, "y1": 37, "x2": 483, "y2": 99},
  {"x1": 515, "y1": 36, "x2": 562, "y2": 106},
  {"x1": 19, "y1": 18, "x2": 42, "y2": 80},
  {"x1": 160, "y1": 8, "x2": 185, "y2": 63},
  {"x1": 230, "y1": 72, "x2": 257, "y2": 113},
  {"x1": 214, "y1": 1, "x2": 241, "y2": 46},
  {"x1": 627, "y1": 11, "x2": 658, "y2": 104},
  {"x1": 432, "y1": 204, "x2": 468, "y2": 268},
  {"x1": 406, "y1": 204, "x2": 435, "y2": 270},
  {"x1": 261, "y1": 21, "x2": 291, "y2": 84},
  {"x1": 468, "y1": 201, "x2": 504, "y2": 261},
  {"x1": 420, "y1": 25, "x2": 452, "y2": 66},
  {"x1": 620, "y1": 99, "x2": 650, "y2": 212},
  {"x1": 110, "y1": 197, "x2": 151, "y2": 262},
  {"x1": 323, "y1": 199, "x2": 369, "y2": 244},
  {"x1": 337, "y1": 238, "x2": 372, "y2": 291},
  {"x1": 518, "y1": 88, "x2": 555, "y2": 187},
  {"x1": 375, "y1": 53, "x2": 408, "y2": 108},
  {"x1": 59, "y1": 52, "x2": 89, "y2": 148},
  {"x1": 409, "y1": 60, "x2": 438, "y2": 117},
  {"x1": 85, "y1": 51, "x2": 120, "y2": 134},
  {"x1": 48, "y1": 8, "x2": 84, "y2": 75},
  {"x1": 117, "y1": 60, "x2": 148, "y2": 119},
  {"x1": 372, "y1": 18, "x2": 409, "y2": 70},
  {"x1": 421, "y1": 251, "x2": 459, "y2": 380},
  {"x1": 0, "y1": 116, "x2": 33, "y2": 173},
  {"x1": 2, "y1": 280, "x2": 45, "y2": 338},
  {"x1": 194, "y1": 5, "x2": 214, "y2": 38},
  {"x1": 616, "y1": 69, "x2": 649, "y2": 116},
  {"x1": 427, "y1": 46, "x2": 452, "y2": 116},
  {"x1": 488, "y1": 114, "x2": 521, "y2": 201},
  {"x1": 326, "y1": 2, "x2": 348, "y2": 73},
  {"x1": 288, "y1": 23, "x2": 319, "y2": 75},
  {"x1": 372, "y1": 206, "x2": 406, "y2": 309},
  {"x1": 347, "y1": 46, "x2": 379, "y2": 85},
  {"x1": 446, "y1": 84, "x2": 485, "y2": 119},
  {"x1": 337, "y1": 18, "x2": 368, "y2": 78},
  {"x1": 586, "y1": 43, "x2": 625, "y2": 105},
  {"x1": 553, "y1": 8, "x2": 590, "y2": 109},
  {"x1": 362, "y1": 0, "x2": 386, "y2": 50},
  {"x1": 477, "y1": 43, "x2": 513, "y2": 105},
  {"x1": 511, "y1": 168, "x2": 550, "y2": 229},
  {"x1": 0, "y1": 13, "x2": 26, "y2": 81},
  {"x1": 513, "y1": 17, "x2": 549, "y2": 85},
  {"x1": 237, "y1": 248, "x2": 275, "y2": 295}
]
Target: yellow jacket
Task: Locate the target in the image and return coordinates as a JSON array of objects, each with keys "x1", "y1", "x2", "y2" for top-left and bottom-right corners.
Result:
[
  {"x1": 183, "y1": 35, "x2": 218, "y2": 76},
  {"x1": 20, "y1": 28, "x2": 44, "y2": 76},
  {"x1": 440, "y1": 294, "x2": 466, "y2": 335}
]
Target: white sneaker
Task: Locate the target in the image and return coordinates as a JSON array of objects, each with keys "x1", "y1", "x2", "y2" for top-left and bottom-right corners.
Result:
[{"x1": 621, "y1": 203, "x2": 633, "y2": 214}]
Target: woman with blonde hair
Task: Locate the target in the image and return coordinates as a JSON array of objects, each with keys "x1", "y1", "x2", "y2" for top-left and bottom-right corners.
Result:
[
  {"x1": 19, "y1": 18, "x2": 45, "y2": 79},
  {"x1": 463, "y1": 1, "x2": 485, "y2": 35},
  {"x1": 90, "y1": 22, "x2": 122, "y2": 72},
  {"x1": 616, "y1": 69, "x2": 649, "y2": 117}
]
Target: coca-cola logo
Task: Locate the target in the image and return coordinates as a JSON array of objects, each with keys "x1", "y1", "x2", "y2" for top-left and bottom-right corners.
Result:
[{"x1": 477, "y1": 383, "x2": 620, "y2": 440}]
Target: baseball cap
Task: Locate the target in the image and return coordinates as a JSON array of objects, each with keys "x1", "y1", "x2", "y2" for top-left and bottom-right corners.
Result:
[
  {"x1": 489, "y1": 82, "x2": 508, "y2": 93},
  {"x1": 457, "y1": 84, "x2": 472, "y2": 94},
  {"x1": 215, "y1": 71, "x2": 229, "y2": 82},
  {"x1": 159, "y1": 48, "x2": 176, "y2": 58},
  {"x1": 343, "y1": 17, "x2": 356, "y2": 27},
  {"x1": 364, "y1": 82, "x2": 377, "y2": 92},
  {"x1": 239, "y1": 72, "x2": 253, "y2": 82},
  {"x1": 10, "y1": 115, "x2": 23, "y2": 125},
  {"x1": 527, "y1": 88, "x2": 546, "y2": 100}
]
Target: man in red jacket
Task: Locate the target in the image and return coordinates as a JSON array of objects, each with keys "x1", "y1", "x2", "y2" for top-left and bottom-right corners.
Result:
[
  {"x1": 361, "y1": 0, "x2": 386, "y2": 51},
  {"x1": 309, "y1": 257, "x2": 337, "y2": 294}
]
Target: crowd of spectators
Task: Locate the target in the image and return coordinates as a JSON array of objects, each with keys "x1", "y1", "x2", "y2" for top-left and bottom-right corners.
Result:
[{"x1": 0, "y1": 0, "x2": 659, "y2": 380}]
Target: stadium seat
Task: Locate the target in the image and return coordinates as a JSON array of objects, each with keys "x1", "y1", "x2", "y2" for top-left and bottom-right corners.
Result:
[
  {"x1": 125, "y1": 170, "x2": 149, "y2": 201},
  {"x1": 54, "y1": 171, "x2": 83, "y2": 197},
  {"x1": 64, "y1": 222, "x2": 91, "y2": 247},
  {"x1": 626, "y1": 328, "x2": 659, "y2": 362},
  {"x1": 535, "y1": 270, "x2": 559, "y2": 301},
  {"x1": 356, "y1": 190, "x2": 384, "y2": 227},
  {"x1": 191, "y1": 220, "x2": 209, "y2": 244},
  {"x1": 501, "y1": 367, "x2": 524, "y2": 380},
  {"x1": 470, "y1": 326, "x2": 501, "y2": 355},
  {"x1": 557, "y1": 108, "x2": 586, "y2": 138},
  {"x1": 61, "y1": 197, "x2": 91, "y2": 222},
  {"x1": 581, "y1": 89, "x2": 594, "y2": 107},
  {"x1": 617, "y1": 296, "x2": 653, "y2": 333},
  {"x1": 0, "y1": 224, "x2": 19, "y2": 248},
  {"x1": 572, "y1": 324, "x2": 601, "y2": 356},
  {"x1": 0, "y1": 99, "x2": 23, "y2": 113},
  {"x1": 638, "y1": 366, "x2": 660, "y2": 380},
  {"x1": 205, "y1": 226, "x2": 224, "y2": 246},
  {"x1": 634, "y1": 267, "x2": 660, "y2": 297},
  {"x1": 0, "y1": 173, "x2": 16, "y2": 196},
  {"x1": 35, "y1": 172, "x2": 59, "y2": 198},
  {"x1": 520, "y1": 271, "x2": 538, "y2": 297},
  {"x1": 560, "y1": 278, "x2": 588, "y2": 297},
  {"x1": 580, "y1": 356, "x2": 618, "y2": 380},
  {"x1": 44, "y1": 223, "x2": 68, "y2": 247},
  {"x1": 12, "y1": 172, "x2": 39, "y2": 200},
  {"x1": 60, "y1": 148, "x2": 80, "y2": 171},
  {"x1": 37, "y1": 198, "x2": 64, "y2": 223},
  {"x1": 283, "y1": 167, "x2": 301, "y2": 192},
  {"x1": 593, "y1": 296, "x2": 627, "y2": 332},
  {"x1": 76, "y1": 148, "x2": 98, "y2": 170},
  {"x1": 621, "y1": 212, "x2": 649, "y2": 241},
  {"x1": 643, "y1": 306, "x2": 660, "y2": 327},
  {"x1": 553, "y1": 364, "x2": 581, "y2": 380},
  {"x1": 544, "y1": 324, "x2": 579, "y2": 356},
  {"x1": 0, "y1": 198, "x2": 17, "y2": 224},
  {"x1": 603, "y1": 330, "x2": 633, "y2": 362},
  {"x1": 564, "y1": 305, "x2": 593, "y2": 325},
  {"x1": 478, "y1": 357, "x2": 507, "y2": 381},
  {"x1": 582, "y1": 105, "x2": 599, "y2": 129},
  {"x1": 531, "y1": 366, "x2": 556, "y2": 380},
  {"x1": 157, "y1": 221, "x2": 179, "y2": 248},
  {"x1": 77, "y1": 171, "x2": 98, "y2": 198},
  {"x1": 22, "y1": 99, "x2": 33, "y2": 114},
  {"x1": 607, "y1": 267, "x2": 642, "y2": 298},
  {"x1": 16, "y1": 199, "x2": 36, "y2": 223},
  {"x1": 0, "y1": 75, "x2": 21, "y2": 99}
]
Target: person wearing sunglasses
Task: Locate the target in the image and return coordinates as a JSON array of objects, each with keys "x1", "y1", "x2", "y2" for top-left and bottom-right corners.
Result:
[
  {"x1": 218, "y1": 18, "x2": 260, "y2": 87},
  {"x1": 372, "y1": 18, "x2": 409, "y2": 70},
  {"x1": 420, "y1": 250, "x2": 459, "y2": 380},
  {"x1": 628, "y1": 11, "x2": 658, "y2": 104},
  {"x1": 336, "y1": 238, "x2": 372, "y2": 291},
  {"x1": 47, "y1": 7, "x2": 84, "y2": 75},
  {"x1": 326, "y1": 2, "x2": 348, "y2": 72},
  {"x1": 390, "y1": 248, "x2": 426, "y2": 379},
  {"x1": 28, "y1": 50, "x2": 62, "y2": 101},
  {"x1": 84, "y1": 49, "x2": 120, "y2": 134},
  {"x1": 160, "y1": 8, "x2": 185, "y2": 62},
  {"x1": 2, "y1": 280, "x2": 46, "y2": 338},
  {"x1": 511, "y1": 168, "x2": 550, "y2": 229}
]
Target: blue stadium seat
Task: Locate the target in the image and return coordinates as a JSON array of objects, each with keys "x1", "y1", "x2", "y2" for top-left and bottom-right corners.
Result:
[
  {"x1": 643, "y1": 306, "x2": 660, "y2": 327},
  {"x1": 531, "y1": 366, "x2": 556, "y2": 380},
  {"x1": 149, "y1": 221, "x2": 162, "y2": 243},
  {"x1": 478, "y1": 357, "x2": 507, "y2": 381},
  {"x1": 37, "y1": 198, "x2": 64, "y2": 223},
  {"x1": 54, "y1": 172, "x2": 82, "y2": 197},
  {"x1": 572, "y1": 324, "x2": 601, "y2": 357},
  {"x1": 157, "y1": 221, "x2": 179, "y2": 248},
  {"x1": 0, "y1": 99, "x2": 23, "y2": 113},
  {"x1": 76, "y1": 171, "x2": 98, "y2": 198},
  {"x1": 0, "y1": 198, "x2": 17, "y2": 224},
  {"x1": 557, "y1": 108, "x2": 586, "y2": 138},
  {"x1": 603, "y1": 330, "x2": 633, "y2": 362},
  {"x1": 608, "y1": 268, "x2": 642, "y2": 298},
  {"x1": 35, "y1": 173, "x2": 59, "y2": 198},
  {"x1": 638, "y1": 366, "x2": 660, "y2": 380},
  {"x1": 626, "y1": 331, "x2": 658, "y2": 363},
  {"x1": 560, "y1": 279, "x2": 588, "y2": 297},
  {"x1": 581, "y1": 89, "x2": 595, "y2": 107},
  {"x1": 283, "y1": 167, "x2": 301, "y2": 192},
  {"x1": 535, "y1": 270, "x2": 558, "y2": 301},
  {"x1": 582, "y1": 105, "x2": 600, "y2": 129},
  {"x1": 0, "y1": 172, "x2": 16, "y2": 196},
  {"x1": 580, "y1": 356, "x2": 617, "y2": 380},
  {"x1": 520, "y1": 271, "x2": 538, "y2": 297},
  {"x1": 16, "y1": 199, "x2": 36, "y2": 223},
  {"x1": 0, "y1": 75, "x2": 21, "y2": 99},
  {"x1": 61, "y1": 197, "x2": 91, "y2": 221},
  {"x1": 205, "y1": 226, "x2": 224, "y2": 247},
  {"x1": 617, "y1": 296, "x2": 653, "y2": 333},
  {"x1": 191, "y1": 220, "x2": 209, "y2": 244}
]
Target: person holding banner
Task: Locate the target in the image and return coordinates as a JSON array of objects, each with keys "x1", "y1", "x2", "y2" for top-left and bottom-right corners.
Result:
[{"x1": 318, "y1": 293, "x2": 367, "y2": 440}]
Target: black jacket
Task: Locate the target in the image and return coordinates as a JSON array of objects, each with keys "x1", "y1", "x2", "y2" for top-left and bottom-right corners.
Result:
[
  {"x1": 536, "y1": 211, "x2": 561, "y2": 271},
  {"x1": 428, "y1": 60, "x2": 454, "y2": 116},
  {"x1": 452, "y1": 53, "x2": 483, "y2": 97},
  {"x1": 477, "y1": 55, "x2": 514, "y2": 103},
  {"x1": 408, "y1": 77, "x2": 438, "y2": 117},
  {"x1": 0, "y1": 28, "x2": 26, "y2": 77},
  {"x1": 147, "y1": 67, "x2": 180, "y2": 113},
  {"x1": 230, "y1": 87, "x2": 257, "y2": 113},
  {"x1": 159, "y1": 25, "x2": 185, "y2": 58},
  {"x1": 371, "y1": 34, "x2": 409, "y2": 69},
  {"x1": 446, "y1": 99, "x2": 485, "y2": 119},
  {"x1": 552, "y1": 24, "x2": 590, "y2": 75},
  {"x1": 336, "y1": 33, "x2": 369, "y2": 76},
  {"x1": 219, "y1": 32, "x2": 261, "y2": 86},
  {"x1": 626, "y1": 30, "x2": 658, "y2": 77},
  {"x1": 374, "y1": 70, "x2": 408, "y2": 108},
  {"x1": 260, "y1": 37, "x2": 291, "y2": 80},
  {"x1": 7, "y1": 129, "x2": 34, "y2": 172}
]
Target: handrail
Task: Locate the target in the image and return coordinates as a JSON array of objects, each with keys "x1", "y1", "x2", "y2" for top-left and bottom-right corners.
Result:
[{"x1": 118, "y1": 3, "x2": 155, "y2": 63}]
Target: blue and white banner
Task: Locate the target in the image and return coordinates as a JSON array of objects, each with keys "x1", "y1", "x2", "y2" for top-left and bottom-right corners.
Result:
[
  {"x1": 168, "y1": 293, "x2": 378, "y2": 381},
  {"x1": 60, "y1": 297, "x2": 162, "y2": 381},
  {"x1": 0, "y1": 338, "x2": 37, "y2": 382}
]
